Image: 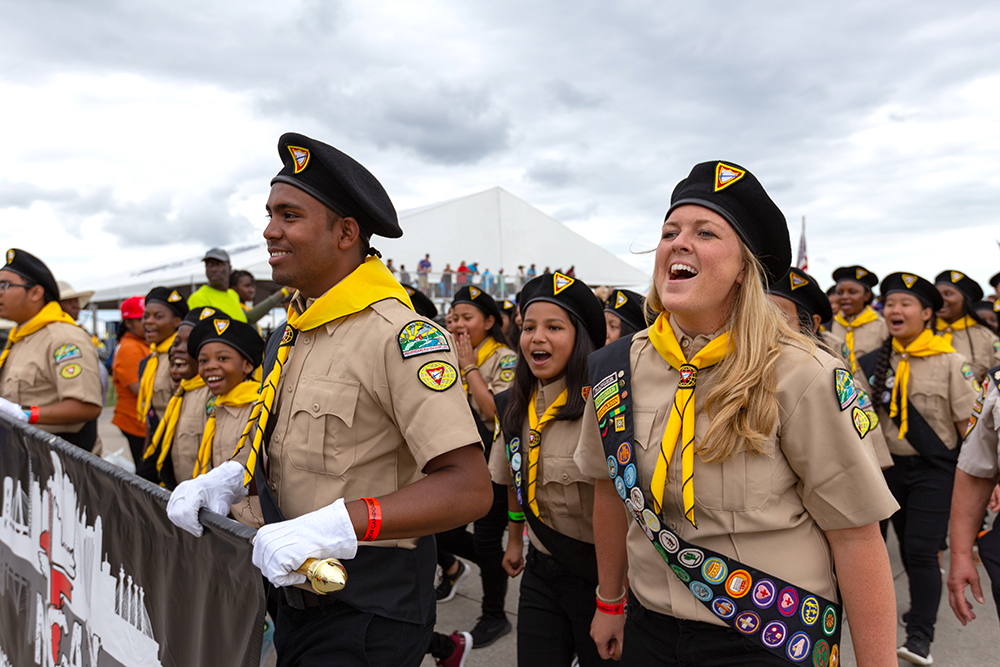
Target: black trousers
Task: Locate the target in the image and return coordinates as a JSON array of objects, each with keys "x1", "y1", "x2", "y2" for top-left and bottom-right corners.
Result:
[
  {"x1": 517, "y1": 547, "x2": 611, "y2": 667},
  {"x1": 883, "y1": 454, "x2": 954, "y2": 641},
  {"x1": 436, "y1": 525, "x2": 476, "y2": 570},
  {"x1": 274, "y1": 599, "x2": 432, "y2": 667},
  {"x1": 621, "y1": 592, "x2": 787, "y2": 666},
  {"x1": 978, "y1": 523, "x2": 1000, "y2": 629},
  {"x1": 122, "y1": 430, "x2": 159, "y2": 483}
]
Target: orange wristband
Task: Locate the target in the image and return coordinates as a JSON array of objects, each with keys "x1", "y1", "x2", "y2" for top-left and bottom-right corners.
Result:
[
  {"x1": 360, "y1": 497, "x2": 382, "y2": 541},
  {"x1": 595, "y1": 598, "x2": 626, "y2": 615},
  {"x1": 28, "y1": 406, "x2": 40, "y2": 424}
]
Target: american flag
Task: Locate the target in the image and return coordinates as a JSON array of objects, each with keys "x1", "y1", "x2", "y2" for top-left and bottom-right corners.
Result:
[{"x1": 796, "y1": 216, "x2": 807, "y2": 271}]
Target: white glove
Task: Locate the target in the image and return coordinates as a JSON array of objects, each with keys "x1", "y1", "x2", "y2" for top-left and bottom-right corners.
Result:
[
  {"x1": 252, "y1": 498, "x2": 358, "y2": 587},
  {"x1": 0, "y1": 397, "x2": 27, "y2": 422},
  {"x1": 166, "y1": 461, "x2": 248, "y2": 537}
]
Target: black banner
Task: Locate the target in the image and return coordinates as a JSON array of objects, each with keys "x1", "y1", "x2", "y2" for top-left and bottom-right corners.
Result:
[{"x1": 0, "y1": 416, "x2": 265, "y2": 667}]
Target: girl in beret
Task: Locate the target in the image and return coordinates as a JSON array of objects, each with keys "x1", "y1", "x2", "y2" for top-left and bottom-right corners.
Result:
[
  {"x1": 577, "y1": 162, "x2": 899, "y2": 666},
  {"x1": 488, "y1": 272, "x2": 610, "y2": 667},
  {"x1": 830, "y1": 265, "x2": 889, "y2": 375},
  {"x1": 970, "y1": 300, "x2": 998, "y2": 334},
  {"x1": 933, "y1": 270, "x2": 1000, "y2": 383},
  {"x1": 860, "y1": 273, "x2": 977, "y2": 665},
  {"x1": 603, "y1": 289, "x2": 646, "y2": 345}
]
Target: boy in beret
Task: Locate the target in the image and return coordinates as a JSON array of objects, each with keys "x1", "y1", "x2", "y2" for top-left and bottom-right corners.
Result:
[
  {"x1": 933, "y1": 270, "x2": 1000, "y2": 383},
  {"x1": 0, "y1": 249, "x2": 104, "y2": 452}
]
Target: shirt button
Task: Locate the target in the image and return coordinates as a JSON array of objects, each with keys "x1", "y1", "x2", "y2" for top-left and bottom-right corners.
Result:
[
  {"x1": 302, "y1": 336, "x2": 311, "y2": 345},
  {"x1": 312, "y1": 403, "x2": 320, "y2": 412},
  {"x1": 269, "y1": 481, "x2": 277, "y2": 492},
  {"x1": 562, "y1": 473, "x2": 569, "y2": 480},
  {"x1": 681, "y1": 339, "x2": 690, "y2": 348},
  {"x1": 668, "y1": 522, "x2": 678, "y2": 530},
  {"x1": 287, "y1": 385, "x2": 293, "y2": 393}
]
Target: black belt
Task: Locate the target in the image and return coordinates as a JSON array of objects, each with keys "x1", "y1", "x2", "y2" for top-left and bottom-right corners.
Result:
[{"x1": 283, "y1": 586, "x2": 339, "y2": 610}]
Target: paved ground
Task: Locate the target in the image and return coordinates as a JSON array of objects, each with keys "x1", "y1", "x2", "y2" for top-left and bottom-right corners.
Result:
[{"x1": 98, "y1": 409, "x2": 998, "y2": 666}]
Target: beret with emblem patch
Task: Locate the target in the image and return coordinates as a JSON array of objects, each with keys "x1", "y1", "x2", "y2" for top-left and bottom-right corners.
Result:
[
  {"x1": 188, "y1": 316, "x2": 265, "y2": 369},
  {"x1": 666, "y1": 161, "x2": 791, "y2": 285},
  {"x1": 832, "y1": 265, "x2": 879, "y2": 290},
  {"x1": 880, "y1": 272, "x2": 943, "y2": 312},
  {"x1": 934, "y1": 270, "x2": 984, "y2": 304},
  {"x1": 401, "y1": 284, "x2": 437, "y2": 319},
  {"x1": 604, "y1": 289, "x2": 646, "y2": 332},
  {"x1": 452, "y1": 285, "x2": 503, "y2": 324},
  {"x1": 500, "y1": 298, "x2": 516, "y2": 316},
  {"x1": 271, "y1": 132, "x2": 401, "y2": 239},
  {"x1": 990, "y1": 271, "x2": 1000, "y2": 290},
  {"x1": 520, "y1": 273, "x2": 606, "y2": 349},
  {"x1": 179, "y1": 306, "x2": 220, "y2": 329},
  {"x1": 2, "y1": 248, "x2": 60, "y2": 303},
  {"x1": 145, "y1": 286, "x2": 190, "y2": 319},
  {"x1": 768, "y1": 268, "x2": 833, "y2": 322}
]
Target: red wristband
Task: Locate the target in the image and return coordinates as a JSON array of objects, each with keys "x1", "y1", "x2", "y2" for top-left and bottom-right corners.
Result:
[
  {"x1": 360, "y1": 497, "x2": 382, "y2": 542},
  {"x1": 28, "y1": 406, "x2": 40, "y2": 424},
  {"x1": 595, "y1": 598, "x2": 626, "y2": 615}
]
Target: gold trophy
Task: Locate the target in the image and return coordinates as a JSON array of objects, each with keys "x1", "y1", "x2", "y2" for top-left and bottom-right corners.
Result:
[{"x1": 251, "y1": 537, "x2": 348, "y2": 594}]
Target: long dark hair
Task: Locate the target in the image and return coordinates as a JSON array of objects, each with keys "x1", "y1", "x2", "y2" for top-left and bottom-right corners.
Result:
[
  {"x1": 870, "y1": 337, "x2": 894, "y2": 408},
  {"x1": 486, "y1": 317, "x2": 509, "y2": 349},
  {"x1": 501, "y1": 309, "x2": 596, "y2": 437},
  {"x1": 956, "y1": 300, "x2": 990, "y2": 364}
]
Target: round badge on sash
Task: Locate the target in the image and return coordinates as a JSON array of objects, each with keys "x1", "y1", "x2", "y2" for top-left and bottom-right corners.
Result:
[
  {"x1": 622, "y1": 463, "x2": 637, "y2": 487},
  {"x1": 701, "y1": 557, "x2": 727, "y2": 584},
  {"x1": 607, "y1": 456, "x2": 617, "y2": 478},
  {"x1": 778, "y1": 587, "x2": 799, "y2": 617},
  {"x1": 822, "y1": 606, "x2": 837, "y2": 636},
  {"x1": 689, "y1": 581, "x2": 713, "y2": 602},
  {"x1": 734, "y1": 611, "x2": 760, "y2": 635},
  {"x1": 711, "y1": 597, "x2": 737, "y2": 619},
  {"x1": 761, "y1": 621, "x2": 787, "y2": 649},
  {"x1": 786, "y1": 631, "x2": 811, "y2": 663},
  {"x1": 751, "y1": 578, "x2": 776, "y2": 609}
]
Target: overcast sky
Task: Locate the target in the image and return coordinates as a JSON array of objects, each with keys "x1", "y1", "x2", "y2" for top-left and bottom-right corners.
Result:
[{"x1": 2, "y1": 0, "x2": 999, "y2": 293}]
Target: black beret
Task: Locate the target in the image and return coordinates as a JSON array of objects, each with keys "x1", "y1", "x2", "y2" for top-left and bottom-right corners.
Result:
[
  {"x1": 2, "y1": 248, "x2": 59, "y2": 303},
  {"x1": 934, "y1": 270, "x2": 983, "y2": 304},
  {"x1": 401, "y1": 284, "x2": 437, "y2": 319},
  {"x1": 880, "y1": 272, "x2": 943, "y2": 312},
  {"x1": 180, "y1": 306, "x2": 221, "y2": 328},
  {"x1": 768, "y1": 268, "x2": 832, "y2": 323},
  {"x1": 500, "y1": 298, "x2": 517, "y2": 315},
  {"x1": 145, "y1": 286, "x2": 189, "y2": 319},
  {"x1": 452, "y1": 285, "x2": 503, "y2": 324},
  {"x1": 825, "y1": 285, "x2": 837, "y2": 296},
  {"x1": 188, "y1": 316, "x2": 265, "y2": 369},
  {"x1": 971, "y1": 300, "x2": 995, "y2": 314},
  {"x1": 990, "y1": 271, "x2": 1000, "y2": 290},
  {"x1": 604, "y1": 289, "x2": 646, "y2": 332},
  {"x1": 666, "y1": 161, "x2": 790, "y2": 285},
  {"x1": 520, "y1": 273, "x2": 606, "y2": 349},
  {"x1": 832, "y1": 266, "x2": 878, "y2": 290},
  {"x1": 271, "y1": 132, "x2": 401, "y2": 239}
]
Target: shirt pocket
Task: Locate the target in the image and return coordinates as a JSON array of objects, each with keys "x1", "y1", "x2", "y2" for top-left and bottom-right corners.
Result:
[
  {"x1": 287, "y1": 375, "x2": 360, "y2": 476},
  {"x1": 4, "y1": 363, "x2": 38, "y2": 405},
  {"x1": 693, "y1": 412, "x2": 775, "y2": 512},
  {"x1": 540, "y1": 455, "x2": 593, "y2": 521}
]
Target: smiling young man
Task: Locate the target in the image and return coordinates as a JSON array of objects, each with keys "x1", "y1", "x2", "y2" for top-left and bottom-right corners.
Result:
[
  {"x1": 166, "y1": 133, "x2": 492, "y2": 667},
  {"x1": 0, "y1": 249, "x2": 104, "y2": 452},
  {"x1": 186, "y1": 248, "x2": 248, "y2": 322}
]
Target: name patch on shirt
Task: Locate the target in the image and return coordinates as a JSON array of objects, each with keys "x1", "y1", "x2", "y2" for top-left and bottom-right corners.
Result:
[
  {"x1": 54, "y1": 344, "x2": 82, "y2": 363},
  {"x1": 398, "y1": 321, "x2": 450, "y2": 359}
]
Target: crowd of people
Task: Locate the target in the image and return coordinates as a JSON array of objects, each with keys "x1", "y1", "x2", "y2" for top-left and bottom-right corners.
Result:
[
  {"x1": 1, "y1": 135, "x2": 999, "y2": 667},
  {"x1": 387, "y1": 256, "x2": 575, "y2": 301}
]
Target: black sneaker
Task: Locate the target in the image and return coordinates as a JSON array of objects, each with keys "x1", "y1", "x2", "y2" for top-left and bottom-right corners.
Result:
[
  {"x1": 436, "y1": 560, "x2": 469, "y2": 602},
  {"x1": 470, "y1": 615, "x2": 511, "y2": 649},
  {"x1": 897, "y1": 632, "x2": 933, "y2": 666}
]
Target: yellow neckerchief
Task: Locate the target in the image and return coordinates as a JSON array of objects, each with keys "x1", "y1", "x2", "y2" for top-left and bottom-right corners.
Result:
[
  {"x1": 889, "y1": 329, "x2": 955, "y2": 441},
  {"x1": 462, "y1": 336, "x2": 504, "y2": 393},
  {"x1": 0, "y1": 302, "x2": 77, "y2": 373},
  {"x1": 136, "y1": 332, "x2": 177, "y2": 424},
  {"x1": 234, "y1": 257, "x2": 413, "y2": 486},
  {"x1": 834, "y1": 305, "x2": 880, "y2": 374},
  {"x1": 647, "y1": 313, "x2": 730, "y2": 527},
  {"x1": 525, "y1": 384, "x2": 569, "y2": 519},
  {"x1": 144, "y1": 376, "x2": 207, "y2": 472},
  {"x1": 194, "y1": 380, "x2": 260, "y2": 477},
  {"x1": 935, "y1": 314, "x2": 976, "y2": 347}
]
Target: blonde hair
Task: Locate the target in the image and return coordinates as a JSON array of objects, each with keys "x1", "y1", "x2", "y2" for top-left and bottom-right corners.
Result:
[{"x1": 645, "y1": 245, "x2": 814, "y2": 462}]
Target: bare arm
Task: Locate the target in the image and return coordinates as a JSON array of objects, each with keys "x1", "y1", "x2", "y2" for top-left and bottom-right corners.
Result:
[
  {"x1": 502, "y1": 484, "x2": 525, "y2": 577},
  {"x1": 948, "y1": 468, "x2": 997, "y2": 624},
  {"x1": 245, "y1": 288, "x2": 290, "y2": 323},
  {"x1": 825, "y1": 523, "x2": 896, "y2": 667},
  {"x1": 591, "y1": 478, "x2": 629, "y2": 661},
  {"x1": 34, "y1": 399, "x2": 102, "y2": 426},
  {"x1": 465, "y1": 369, "x2": 497, "y2": 421}
]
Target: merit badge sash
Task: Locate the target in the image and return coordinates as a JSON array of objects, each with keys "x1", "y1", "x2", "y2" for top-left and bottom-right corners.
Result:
[
  {"x1": 588, "y1": 336, "x2": 843, "y2": 666},
  {"x1": 494, "y1": 390, "x2": 599, "y2": 585}
]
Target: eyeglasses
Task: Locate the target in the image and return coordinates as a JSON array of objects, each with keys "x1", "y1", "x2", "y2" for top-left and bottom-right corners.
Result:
[{"x1": 0, "y1": 281, "x2": 34, "y2": 295}]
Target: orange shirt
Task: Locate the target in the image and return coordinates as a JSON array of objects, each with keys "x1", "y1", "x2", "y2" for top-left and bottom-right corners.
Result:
[{"x1": 111, "y1": 331, "x2": 149, "y2": 437}]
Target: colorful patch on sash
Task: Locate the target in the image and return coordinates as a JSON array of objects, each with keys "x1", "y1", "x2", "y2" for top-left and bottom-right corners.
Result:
[
  {"x1": 813, "y1": 640, "x2": 830, "y2": 667},
  {"x1": 213, "y1": 319, "x2": 230, "y2": 335},
  {"x1": 616, "y1": 441, "x2": 631, "y2": 465},
  {"x1": 961, "y1": 362, "x2": 974, "y2": 379},
  {"x1": 168, "y1": 290, "x2": 182, "y2": 302},
  {"x1": 851, "y1": 406, "x2": 873, "y2": 439},
  {"x1": 790, "y1": 272, "x2": 809, "y2": 290},
  {"x1": 712, "y1": 597, "x2": 737, "y2": 619},
  {"x1": 725, "y1": 570, "x2": 752, "y2": 598},
  {"x1": 690, "y1": 581, "x2": 713, "y2": 601},
  {"x1": 965, "y1": 415, "x2": 977, "y2": 436},
  {"x1": 778, "y1": 587, "x2": 799, "y2": 616},
  {"x1": 834, "y1": 369, "x2": 857, "y2": 411},
  {"x1": 597, "y1": 392, "x2": 621, "y2": 421},
  {"x1": 60, "y1": 363, "x2": 82, "y2": 379},
  {"x1": 660, "y1": 530, "x2": 680, "y2": 554},
  {"x1": 702, "y1": 557, "x2": 728, "y2": 584},
  {"x1": 734, "y1": 611, "x2": 761, "y2": 635},
  {"x1": 615, "y1": 291, "x2": 628, "y2": 308},
  {"x1": 670, "y1": 564, "x2": 691, "y2": 583},
  {"x1": 199, "y1": 307, "x2": 216, "y2": 319},
  {"x1": 614, "y1": 414, "x2": 626, "y2": 432},
  {"x1": 614, "y1": 477, "x2": 627, "y2": 499},
  {"x1": 500, "y1": 369, "x2": 514, "y2": 382},
  {"x1": 607, "y1": 456, "x2": 617, "y2": 478},
  {"x1": 499, "y1": 354, "x2": 517, "y2": 369},
  {"x1": 54, "y1": 344, "x2": 82, "y2": 363},
  {"x1": 553, "y1": 272, "x2": 574, "y2": 295},
  {"x1": 762, "y1": 621, "x2": 788, "y2": 649},
  {"x1": 288, "y1": 145, "x2": 310, "y2": 173},
  {"x1": 951, "y1": 271, "x2": 965, "y2": 283},
  {"x1": 752, "y1": 579, "x2": 777, "y2": 609},
  {"x1": 786, "y1": 632, "x2": 811, "y2": 663},
  {"x1": 623, "y1": 463, "x2": 637, "y2": 487},
  {"x1": 642, "y1": 508, "x2": 661, "y2": 533},
  {"x1": 714, "y1": 162, "x2": 746, "y2": 191},
  {"x1": 594, "y1": 371, "x2": 618, "y2": 395},
  {"x1": 630, "y1": 487, "x2": 644, "y2": 509},
  {"x1": 398, "y1": 321, "x2": 450, "y2": 358},
  {"x1": 800, "y1": 596, "x2": 820, "y2": 626},
  {"x1": 678, "y1": 548, "x2": 704, "y2": 568},
  {"x1": 822, "y1": 606, "x2": 837, "y2": 636},
  {"x1": 417, "y1": 361, "x2": 458, "y2": 391},
  {"x1": 830, "y1": 644, "x2": 839, "y2": 667}
]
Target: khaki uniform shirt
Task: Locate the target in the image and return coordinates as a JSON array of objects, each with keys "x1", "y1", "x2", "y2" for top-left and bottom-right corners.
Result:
[
  {"x1": 488, "y1": 378, "x2": 596, "y2": 554},
  {"x1": 149, "y1": 351, "x2": 174, "y2": 420},
  {"x1": 938, "y1": 324, "x2": 1000, "y2": 384},
  {"x1": 958, "y1": 369, "x2": 1000, "y2": 479},
  {"x1": 213, "y1": 400, "x2": 262, "y2": 530},
  {"x1": 829, "y1": 314, "x2": 889, "y2": 361},
  {"x1": 871, "y1": 351, "x2": 977, "y2": 457},
  {"x1": 0, "y1": 321, "x2": 103, "y2": 435},
  {"x1": 468, "y1": 341, "x2": 517, "y2": 424},
  {"x1": 170, "y1": 384, "x2": 211, "y2": 485},
  {"x1": 573, "y1": 320, "x2": 898, "y2": 625},
  {"x1": 265, "y1": 297, "x2": 481, "y2": 549}
]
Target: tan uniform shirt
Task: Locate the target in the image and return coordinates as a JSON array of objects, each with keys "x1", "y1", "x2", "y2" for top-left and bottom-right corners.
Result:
[
  {"x1": 573, "y1": 320, "x2": 898, "y2": 624},
  {"x1": 938, "y1": 324, "x2": 1000, "y2": 384},
  {"x1": 265, "y1": 297, "x2": 482, "y2": 549},
  {"x1": 213, "y1": 401, "x2": 262, "y2": 529},
  {"x1": 170, "y1": 384, "x2": 211, "y2": 485},
  {"x1": 488, "y1": 378, "x2": 596, "y2": 554},
  {"x1": 829, "y1": 314, "x2": 889, "y2": 361},
  {"x1": 958, "y1": 369, "x2": 1000, "y2": 479},
  {"x1": 871, "y1": 351, "x2": 977, "y2": 457},
  {"x1": 149, "y1": 351, "x2": 174, "y2": 419},
  {"x1": 468, "y1": 341, "x2": 517, "y2": 423},
  {"x1": 0, "y1": 321, "x2": 103, "y2": 435}
]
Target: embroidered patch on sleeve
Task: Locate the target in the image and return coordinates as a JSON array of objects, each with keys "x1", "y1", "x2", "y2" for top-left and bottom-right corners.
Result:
[
  {"x1": 834, "y1": 369, "x2": 858, "y2": 411},
  {"x1": 398, "y1": 321, "x2": 450, "y2": 359},
  {"x1": 965, "y1": 415, "x2": 978, "y2": 437},
  {"x1": 961, "y1": 362, "x2": 974, "y2": 380},
  {"x1": 851, "y1": 406, "x2": 873, "y2": 439},
  {"x1": 60, "y1": 363, "x2": 83, "y2": 380},
  {"x1": 993, "y1": 340, "x2": 1000, "y2": 353},
  {"x1": 499, "y1": 354, "x2": 517, "y2": 369},
  {"x1": 54, "y1": 344, "x2": 82, "y2": 363},
  {"x1": 500, "y1": 369, "x2": 514, "y2": 382},
  {"x1": 418, "y1": 361, "x2": 458, "y2": 391}
]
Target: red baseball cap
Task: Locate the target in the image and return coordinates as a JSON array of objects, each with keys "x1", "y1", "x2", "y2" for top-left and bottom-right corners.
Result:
[{"x1": 120, "y1": 296, "x2": 145, "y2": 320}]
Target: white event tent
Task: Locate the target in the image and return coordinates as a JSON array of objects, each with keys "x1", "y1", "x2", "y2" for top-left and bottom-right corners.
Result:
[{"x1": 87, "y1": 187, "x2": 649, "y2": 305}]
